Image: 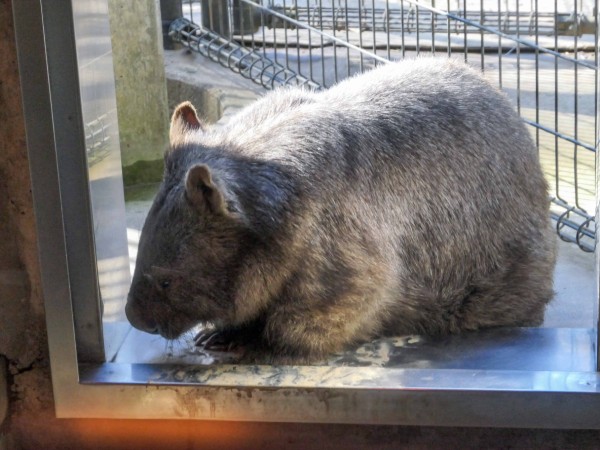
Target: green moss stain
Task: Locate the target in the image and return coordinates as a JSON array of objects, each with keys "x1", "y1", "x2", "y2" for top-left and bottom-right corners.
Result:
[
  {"x1": 122, "y1": 159, "x2": 164, "y2": 186},
  {"x1": 124, "y1": 182, "x2": 161, "y2": 202}
]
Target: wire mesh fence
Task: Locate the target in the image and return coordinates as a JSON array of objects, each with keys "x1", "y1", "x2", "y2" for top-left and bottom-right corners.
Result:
[{"x1": 168, "y1": 0, "x2": 598, "y2": 251}]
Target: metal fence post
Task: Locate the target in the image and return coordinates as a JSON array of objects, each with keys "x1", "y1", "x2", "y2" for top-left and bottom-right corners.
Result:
[
  {"x1": 201, "y1": 0, "x2": 231, "y2": 37},
  {"x1": 232, "y1": 0, "x2": 259, "y2": 34},
  {"x1": 201, "y1": 0, "x2": 259, "y2": 37},
  {"x1": 160, "y1": 0, "x2": 183, "y2": 49}
]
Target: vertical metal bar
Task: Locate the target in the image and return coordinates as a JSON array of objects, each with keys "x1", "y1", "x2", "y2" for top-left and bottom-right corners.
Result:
[
  {"x1": 372, "y1": 0, "x2": 377, "y2": 61},
  {"x1": 401, "y1": 0, "x2": 406, "y2": 58},
  {"x1": 251, "y1": 0, "x2": 257, "y2": 69},
  {"x1": 237, "y1": 0, "x2": 243, "y2": 36},
  {"x1": 463, "y1": 0, "x2": 467, "y2": 62},
  {"x1": 296, "y1": 1, "x2": 303, "y2": 78},
  {"x1": 345, "y1": 0, "x2": 351, "y2": 76},
  {"x1": 260, "y1": 0, "x2": 268, "y2": 82},
  {"x1": 479, "y1": 0, "x2": 484, "y2": 70},
  {"x1": 497, "y1": 0, "x2": 502, "y2": 87},
  {"x1": 416, "y1": 0, "x2": 420, "y2": 55},
  {"x1": 332, "y1": 0, "x2": 339, "y2": 82},
  {"x1": 318, "y1": 0, "x2": 325, "y2": 86},
  {"x1": 534, "y1": 0, "x2": 539, "y2": 151},
  {"x1": 228, "y1": 0, "x2": 235, "y2": 40},
  {"x1": 431, "y1": 0, "x2": 436, "y2": 56},
  {"x1": 274, "y1": 0, "x2": 279, "y2": 72},
  {"x1": 260, "y1": 0, "x2": 267, "y2": 58},
  {"x1": 516, "y1": 0, "x2": 521, "y2": 114},
  {"x1": 358, "y1": 0, "x2": 365, "y2": 70},
  {"x1": 553, "y1": 0, "x2": 562, "y2": 202},
  {"x1": 308, "y1": 0, "x2": 314, "y2": 82},
  {"x1": 386, "y1": 0, "x2": 391, "y2": 60},
  {"x1": 160, "y1": 0, "x2": 183, "y2": 49},
  {"x1": 284, "y1": 0, "x2": 290, "y2": 73},
  {"x1": 447, "y1": 0, "x2": 451, "y2": 57},
  {"x1": 572, "y1": 0, "x2": 580, "y2": 209}
]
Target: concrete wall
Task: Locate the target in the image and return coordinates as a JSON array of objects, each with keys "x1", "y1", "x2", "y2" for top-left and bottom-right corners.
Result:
[
  {"x1": 107, "y1": 0, "x2": 169, "y2": 183},
  {"x1": 2, "y1": 0, "x2": 600, "y2": 448},
  {"x1": 0, "y1": 1, "x2": 55, "y2": 448}
]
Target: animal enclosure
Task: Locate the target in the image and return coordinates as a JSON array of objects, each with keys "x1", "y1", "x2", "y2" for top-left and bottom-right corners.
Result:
[{"x1": 169, "y1": 0, "x2": 599, "y2": 251}]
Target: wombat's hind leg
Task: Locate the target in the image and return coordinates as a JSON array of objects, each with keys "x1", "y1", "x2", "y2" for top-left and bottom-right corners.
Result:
[
  {"x1": 459, "y1": 244, "x2": 556, "y2": 331},
  {"x1": 261, "y1": 303, "x2": 379, "y2": 364}
]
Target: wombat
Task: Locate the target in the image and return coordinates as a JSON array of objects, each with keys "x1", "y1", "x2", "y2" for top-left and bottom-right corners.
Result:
[{"x1": 126, "y1": 57, "x2": 556, "y2": 364}]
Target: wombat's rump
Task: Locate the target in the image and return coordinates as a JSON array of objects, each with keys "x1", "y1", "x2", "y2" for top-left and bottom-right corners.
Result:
[{"x1": 126, "y1": 57, "x2": 556, "y2": 363}]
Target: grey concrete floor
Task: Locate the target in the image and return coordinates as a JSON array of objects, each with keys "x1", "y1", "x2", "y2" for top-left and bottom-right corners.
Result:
[{"x1": 544, "y1": 238, "x2": 595, "y2": 328}]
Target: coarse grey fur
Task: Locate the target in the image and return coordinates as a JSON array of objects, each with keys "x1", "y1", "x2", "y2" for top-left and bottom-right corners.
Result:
[{"x1": 126, "y1": 57, "x2": 557, "y2": 363}]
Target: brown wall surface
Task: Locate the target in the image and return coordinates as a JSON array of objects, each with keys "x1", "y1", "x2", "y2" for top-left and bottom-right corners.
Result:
[
  {"x1": 0, "y1": 1, "x2": 55, "y2": 448},
  {"x1": 2, "y1": 1, "x2": 600, "y2": 448}
]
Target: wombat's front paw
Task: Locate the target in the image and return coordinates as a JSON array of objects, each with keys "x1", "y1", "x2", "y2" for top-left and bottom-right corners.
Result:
[
  {"x1": 194, "y1": 322, "x2": 265, "y2": 352},
  {"x1": 194, "y1": 328, "x2": 242, "y2": 352}
]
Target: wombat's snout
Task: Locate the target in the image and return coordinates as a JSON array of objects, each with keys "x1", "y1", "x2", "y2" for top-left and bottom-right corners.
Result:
[{"x1": 125, "y1": 300, "x2": 159, "y2": 335}]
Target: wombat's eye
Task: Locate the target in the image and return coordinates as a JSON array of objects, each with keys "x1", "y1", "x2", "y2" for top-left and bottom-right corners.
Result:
[{"x1": 159, "y1": 280, "x2": 171, "y2": 289}]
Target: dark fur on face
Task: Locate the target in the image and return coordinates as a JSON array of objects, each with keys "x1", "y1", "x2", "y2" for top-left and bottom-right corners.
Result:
[{"x1": 126, "y1": 60, "x2": 556, "y2": 363}]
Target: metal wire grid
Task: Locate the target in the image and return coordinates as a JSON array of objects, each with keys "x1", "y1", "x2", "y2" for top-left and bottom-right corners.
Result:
[{"x1": 172, "y1": 0, "x2": 598, "y2": 251}]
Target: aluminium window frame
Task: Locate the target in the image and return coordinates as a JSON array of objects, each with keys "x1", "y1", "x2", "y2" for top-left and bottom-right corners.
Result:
[{"x1": 13, "y1": 0, "x2": 600, "y2": 427}]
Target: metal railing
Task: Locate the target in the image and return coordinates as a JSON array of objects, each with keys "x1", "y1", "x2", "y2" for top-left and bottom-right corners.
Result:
[{"x1": 168, "y1": 0, "x2": 598, "y2": 251}]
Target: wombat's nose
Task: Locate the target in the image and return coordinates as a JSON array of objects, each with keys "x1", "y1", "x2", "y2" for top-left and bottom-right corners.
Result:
[{"x1": 125, "y1": 300, "x2": 159, "y2": 334}]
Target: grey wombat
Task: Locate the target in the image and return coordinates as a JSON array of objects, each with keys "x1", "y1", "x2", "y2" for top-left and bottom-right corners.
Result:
[{"x1": 126, "y1": 58, "x2": 556, "y2": 363}]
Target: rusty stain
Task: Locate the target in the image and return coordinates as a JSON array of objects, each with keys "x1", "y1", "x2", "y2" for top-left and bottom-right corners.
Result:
[{"x1": 172, "y1": 388, "x2": 202, "y2": 418}]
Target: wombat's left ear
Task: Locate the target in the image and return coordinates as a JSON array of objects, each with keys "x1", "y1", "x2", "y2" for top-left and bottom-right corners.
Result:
[
  {"x1": 185, "y1": 164, "x2": 229, "y2": 216},
  {"x1": 169, "y1": 102, "x2": 204, "y2": 147}
]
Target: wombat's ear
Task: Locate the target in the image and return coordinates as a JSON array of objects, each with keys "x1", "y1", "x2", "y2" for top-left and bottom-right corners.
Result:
[
  {"x1": 169, "y1": 102, "x2": 204, "y2": 147},
  {"x1": 185, "y1": 164, "x2": 227, "y2": 215}
]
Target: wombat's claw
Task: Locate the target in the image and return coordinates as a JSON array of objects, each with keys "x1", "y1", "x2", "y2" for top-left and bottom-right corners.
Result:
[
  {"x1": 194, "y1": 331, "x2": 220, "y2": 347},
  {"x1": 193, "y1": 330, "x2": 212, "y2": 346},
  {"x1": 194, "y1": 330, "x2": 239, "y2": 351}
]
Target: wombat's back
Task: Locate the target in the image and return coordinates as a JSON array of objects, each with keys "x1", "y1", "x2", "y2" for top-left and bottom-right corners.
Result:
[{"x1": 213, "y1": 58, "x2": 556, "y2": 337}]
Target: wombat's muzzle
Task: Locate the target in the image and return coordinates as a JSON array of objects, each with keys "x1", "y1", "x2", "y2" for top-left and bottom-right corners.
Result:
[{"x1": 125, "y1": 299, "x2": 160, "y2": 335}]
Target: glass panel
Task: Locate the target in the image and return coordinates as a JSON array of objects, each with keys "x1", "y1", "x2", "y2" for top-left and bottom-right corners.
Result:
[{"x1": 72, "y1": 0, "x2": 131, "y2": 362}]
